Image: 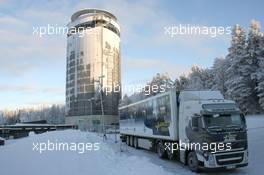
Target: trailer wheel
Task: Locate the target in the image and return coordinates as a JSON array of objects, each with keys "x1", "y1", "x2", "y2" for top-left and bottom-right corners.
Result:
[
  {"x1": 126, "y1": 136, "x2": 130, "y2": 146},
  {"x1": 157, "y1": 141, "x2": 167, "y2": 159},
  {"x1": 187, "y1": 152, "x2": 200, "y2": 172},
  {"x1": 130, "y1": 136, "x2": 134, "y2": 147},
  {"x1": 133, "y1": 137, "x2": 138, "y2": 149}
]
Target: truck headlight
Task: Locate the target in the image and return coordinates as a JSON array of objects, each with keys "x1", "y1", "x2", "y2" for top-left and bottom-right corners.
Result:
[
  {"x1": 203, "y1": 152, "x2": 209, "y2": 159},
  {"x1": 208, "y1": 154, "x2": 215, "y2": 166},
  {"x1": 203, "y1": 152, "x2": 215, "y2": 166}
]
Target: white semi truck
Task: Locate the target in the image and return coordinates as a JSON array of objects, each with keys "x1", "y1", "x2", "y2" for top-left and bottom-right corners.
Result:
[{"x1": 119, "y1": 90, "x2": 248, "y2": 172}]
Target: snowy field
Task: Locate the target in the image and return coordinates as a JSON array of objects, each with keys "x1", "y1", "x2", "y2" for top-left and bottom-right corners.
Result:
[{"x1": 0, "y1": 115, "x2": 263, "y2": 175}]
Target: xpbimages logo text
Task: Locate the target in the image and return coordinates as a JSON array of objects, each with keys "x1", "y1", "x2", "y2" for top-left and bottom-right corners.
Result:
[
  {"x1": 164, "y1": 141, "x2": 232, "y2": 154},
  {"x1": 32, "y1": 140, "x2": 100, "y2": 154},
  {"x1": 32, "y1": 24, "x2": 100, "y2": 37},
  {"x1": 164, "y1": 24, "x2": 232, "y2": 38},
  {"x1": 99, "y1": 83, "x2": 170, "y2": 95}
]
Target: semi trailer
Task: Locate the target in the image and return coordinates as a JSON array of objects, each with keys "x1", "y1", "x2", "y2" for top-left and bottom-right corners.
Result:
[{"x1": 119, "y1": 90, "x2": 248, "y2": 172}]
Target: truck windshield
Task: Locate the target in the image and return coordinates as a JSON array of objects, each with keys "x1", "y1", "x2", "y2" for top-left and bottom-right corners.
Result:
[{"x1": 203, "y1": 114, "x2": 244, "y2": 129}]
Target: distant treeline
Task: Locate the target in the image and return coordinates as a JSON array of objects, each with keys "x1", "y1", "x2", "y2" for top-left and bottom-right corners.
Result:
[{"x1": 0, "y1": 105, "x2": 65, "y2": 125}]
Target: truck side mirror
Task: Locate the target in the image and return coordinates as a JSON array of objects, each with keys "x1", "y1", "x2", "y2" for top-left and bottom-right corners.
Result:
[
  {"x1": 240, "y1": 113, "x2": 247, "y2": 127},
  {"x1": 191, "y1": 117, "x2": 199, "y2": 131}
]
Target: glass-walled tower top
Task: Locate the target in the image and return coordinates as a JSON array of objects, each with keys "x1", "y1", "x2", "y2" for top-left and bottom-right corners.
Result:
[{"x1": 66, "y1": 9, "x2": 121, "y2": 117}]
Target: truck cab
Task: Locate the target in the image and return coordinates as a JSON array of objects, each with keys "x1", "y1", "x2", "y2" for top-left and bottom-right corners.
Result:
[{"x1": 178, "y1": 91, "x2": 248, "y2": 171}]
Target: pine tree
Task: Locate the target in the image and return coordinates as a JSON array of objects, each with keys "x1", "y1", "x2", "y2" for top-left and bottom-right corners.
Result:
[
  {"x1": 244, "y1": 20, "x2": 262, "y2": 113},
  {"x1": 146, "y1": 73, "x2": 174, "y2": 96},
  {"x1": 256, "y1": 32, "x2": 264, "y2": 111},
  {"x1": 202, "y1": 68, "x2": 214, "y2": 90},
  {"x1": 212, "y1": 56, "x2": 228, "y2": 97},
  {"x1": 225, "y1": 25, "x2": 251, "y2": 113},
  {"x1": 187, "y1": 65, "x2": 204, "y2": 90},
  {"x1": 175, "y1": 74, "x2": 189, "y2": 91}
]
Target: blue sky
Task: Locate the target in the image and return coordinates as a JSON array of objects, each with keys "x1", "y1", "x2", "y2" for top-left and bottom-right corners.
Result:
[{"x1": 0, "y1": 0, "x2": 263, "y2": 110}]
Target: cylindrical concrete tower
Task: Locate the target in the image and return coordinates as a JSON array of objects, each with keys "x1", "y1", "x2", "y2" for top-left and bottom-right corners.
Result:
[{"x1": 65, "y1": 9, "x2": 121, "y2": 122}]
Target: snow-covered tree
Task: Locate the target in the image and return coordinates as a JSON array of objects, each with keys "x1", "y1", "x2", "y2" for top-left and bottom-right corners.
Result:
[
  {"x1": 0, "y1": 112, "x2": 5, "y2": 125},
  {"x1": 119, "y1": 94, "x2": 132, "y2": 107},
  {"x1": 121, "y1": 73, "x2": 174, "y2": 104},
  {"x1": 256, "y1": 32, "x2": 264, "y2": 111},
  {"x1": 175, "y1": 74, "x2": 189, "y2": 91},
  {"x1": 225, "y1": 24, "x2": 251, "y2": 113},
  {"x1": 187, "y1": 65, "x2": 204, "y2": 90},
  {"x1": 243, "y1": 20, "x2": 262, "y2": 113},
  {"x1": 211, "y1": 56, "x2": 228, "y2": 96},
  {"x1": 185, "y1": 65, "x2": 213, "y2": 90},
  {"x1": 201, "y1": 68, "x2": 214, "y2": 90},
  {"x1": 145, "y1": 73, "x2": 174, "y2": 96}
]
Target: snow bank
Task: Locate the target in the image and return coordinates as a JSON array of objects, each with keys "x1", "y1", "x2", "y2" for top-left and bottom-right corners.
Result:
[{"x1": 0, "y1": 130, "x2": 172, "y2": 175}]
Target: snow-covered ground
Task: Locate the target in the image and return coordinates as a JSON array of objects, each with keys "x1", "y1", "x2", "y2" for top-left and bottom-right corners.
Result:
[{"x1": 0, "y1": 115, "x2": 263, "y2": 175}]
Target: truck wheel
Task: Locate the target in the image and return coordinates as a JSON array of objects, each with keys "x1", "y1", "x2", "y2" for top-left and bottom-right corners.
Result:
[
  {"x1": 133, "y1": 137, "x2": 138, "y2": 149},
  {"x1": 187, "y1": 152, "x2": 200, "y2": 172},
  {"x1": 157, "y1": 141, "x2": 167, "y2": 159},
  {"x1": 166, "y1": 143, "x2": 175, "y2": 160}
]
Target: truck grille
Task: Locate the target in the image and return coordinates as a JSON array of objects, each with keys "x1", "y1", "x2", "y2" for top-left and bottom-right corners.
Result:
[{"x1": 216, "y1": 153, "x2": 244, "y2": 165}]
